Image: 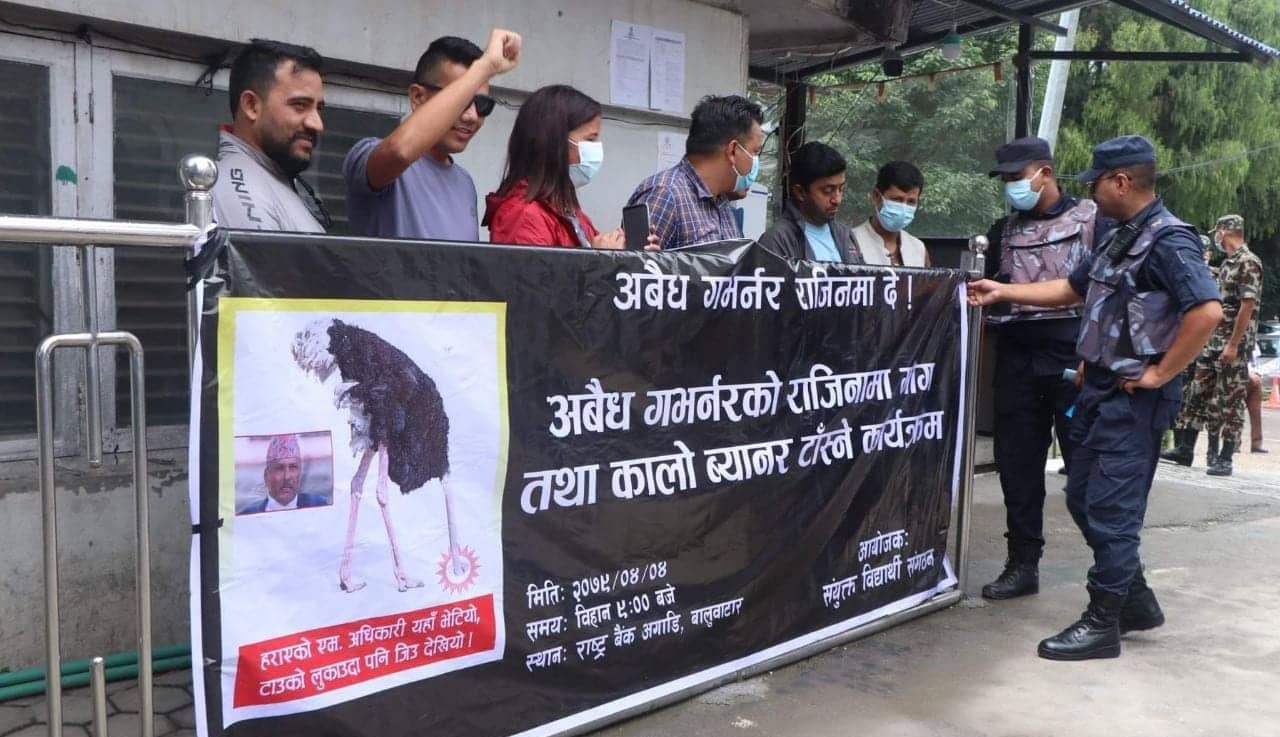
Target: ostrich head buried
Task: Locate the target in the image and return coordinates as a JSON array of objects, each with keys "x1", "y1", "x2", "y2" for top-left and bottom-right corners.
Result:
[{"x1": 292, "y1": 319, "x2": 338, "y2": 381}]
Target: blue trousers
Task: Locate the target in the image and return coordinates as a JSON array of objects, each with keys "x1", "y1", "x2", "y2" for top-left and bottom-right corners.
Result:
[{"x1": 1065, "y1": 370, "x2": 1182, "y2": 595}]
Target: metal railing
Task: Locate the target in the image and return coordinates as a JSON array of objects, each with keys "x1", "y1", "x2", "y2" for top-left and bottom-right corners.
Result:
[
  {"x1": 0, "y1": 159, "x2": 987, "y2": 737},
  {"x1": 0, "y1": 154, "x2": 214, "y2": 737}
]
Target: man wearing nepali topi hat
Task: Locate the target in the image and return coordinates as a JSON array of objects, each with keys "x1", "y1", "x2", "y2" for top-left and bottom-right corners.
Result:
[{"x1": 238, "y1": 433, "x2": 331, "y2": 514}]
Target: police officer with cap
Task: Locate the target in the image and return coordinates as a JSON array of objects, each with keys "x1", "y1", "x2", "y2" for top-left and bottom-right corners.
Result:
[
  {"x1": 969, "y1": 134, "x2": 1221, "y2": 660},
  {"x1": 979, "y1": 136, "x2": 1111, "y2": 602}
]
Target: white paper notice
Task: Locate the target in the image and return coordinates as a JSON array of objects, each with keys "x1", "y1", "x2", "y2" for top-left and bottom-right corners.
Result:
[
  {"x1": 610, "y1": 21, "x2": 652, "y2": 108},
  {"x1": 656, "y1": 132, "x2": 687, "y2": 173},
  {"x1": 650, "y1": 29, "x2": 686, "y2": 114}
]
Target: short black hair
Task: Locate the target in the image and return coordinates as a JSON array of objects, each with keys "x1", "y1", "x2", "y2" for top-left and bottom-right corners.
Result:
[
  {"x1": 790, "y1": 142, "x2": 846, "y2": 188},
  {"x1": 1117, "y1": 162, "x2": 1156, "y2": 191},
  {"x1": 876, "y1": 160, "x2": 925, "y2": 193},
  {"x1": 686, "y1": 95, "x2": 764, "y2": 157},
  {"x1": 414, "y1": 36, "x2": 484, "y2": 86},
  {"x1": 228, "y1": 38, "x2": 324, "y2": 118}
]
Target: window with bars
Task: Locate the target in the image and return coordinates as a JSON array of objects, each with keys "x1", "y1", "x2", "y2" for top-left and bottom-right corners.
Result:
[
  {"x1": 309, "y1": 106, "x2": 402, "y2": 233},
  {"x1": 110, "y1": 74, "x2": 399, "y2": 427},
  {"x1": 0, "y1": 58, "x2": 53, "y2": 437},
  {"x1": 111, "y1": 75, "x2": 222, "y2": 427}
]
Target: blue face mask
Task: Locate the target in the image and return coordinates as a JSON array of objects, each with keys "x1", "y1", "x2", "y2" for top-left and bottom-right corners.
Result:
[
  {"x1": 1004, "y1": 169, "x2": 1045, "y2": 211},
  {"x1": 732, "y1": 141, "x2": 760, "y2": 192},
  {"x1": 876, "y1": 196, "x2": 917, "y2": 232},
  {"x1": 569, "y1": 139, "x2": 604, "y2": 188}
]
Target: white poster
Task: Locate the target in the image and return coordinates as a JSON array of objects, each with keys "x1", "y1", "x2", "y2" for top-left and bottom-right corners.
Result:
[
  {"x1": 610, "y1": 20, "x2": 653, "y2": 108},
  {"x1": 650, "y1": 29, "x2": 686, "y2": 114},
  {"x1": 656, "y1": 131, "x2": 687, "y2": 173},
  {"x1": 215, "y1": 299, "x2": 508, "y2": 726}
]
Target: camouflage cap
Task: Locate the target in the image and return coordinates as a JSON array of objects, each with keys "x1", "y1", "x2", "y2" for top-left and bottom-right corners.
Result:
[
  {"x1": 1215, "y1": 214, "x2": 1245, "y2": 232},
  {"x1": 1199, "y1": 234, "x2": 1212, "y2": 250}
]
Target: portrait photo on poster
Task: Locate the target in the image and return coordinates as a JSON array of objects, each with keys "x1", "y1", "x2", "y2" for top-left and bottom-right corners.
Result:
[
  {"x1": 217, "y1": 300, "x2": 509, "y2": 721},
  {"x1": 234, "y1": 431, "x2": 335, "y2": 515}
]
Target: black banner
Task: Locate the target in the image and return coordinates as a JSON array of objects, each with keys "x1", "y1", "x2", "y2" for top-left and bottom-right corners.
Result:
[{"x1": 191, "y1": 234, "x2": 968, "y2": 737}]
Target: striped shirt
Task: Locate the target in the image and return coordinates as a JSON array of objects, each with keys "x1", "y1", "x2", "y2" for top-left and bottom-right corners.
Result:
[{"x1": 626, "y1": 158, "x2": 742, "y2": 249}]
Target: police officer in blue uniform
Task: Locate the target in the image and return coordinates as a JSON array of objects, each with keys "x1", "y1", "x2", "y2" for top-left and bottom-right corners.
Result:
[
  {"x1": 969, "y1": 135, "x2": 1222, "y2": 660},
  {"x1": 980, "y1": 136, "x2": 1112, "y2": 601}
]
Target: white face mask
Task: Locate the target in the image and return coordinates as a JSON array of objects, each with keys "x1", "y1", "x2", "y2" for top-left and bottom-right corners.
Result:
[{"x1": 569, "y1": 139, "x2": 604, "y2": 187}]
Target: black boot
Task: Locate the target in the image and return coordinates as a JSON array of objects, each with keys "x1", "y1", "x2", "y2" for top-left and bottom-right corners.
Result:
[
  {"x1": 1207, "y1": 441, "x2": 1235, "y2": 477},
  {"x1": 1037, "y1": 587, "x2": 1123, "y2": 661},
  {"x1": 1206, "y1": 433, "x2": 1220, "y2": 468},
  {"x1": 1159, "y1": 429, "x2": 1196, "y2": 466},
  {"x1": 981, "y1": 543, "x2": 1040, "y2": 600},
  {"x1": 1120, "y1": 570, "x2": 1165, "y2": 634}
]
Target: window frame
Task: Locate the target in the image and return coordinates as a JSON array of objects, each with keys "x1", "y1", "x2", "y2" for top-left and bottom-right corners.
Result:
[
  {"x1": 0, "y1": 36, "x2": 409, "y2": 461},
  {"x1": 0, "y1": 32, "x2": 82, "y2": 462},
  {"x1": 92, "y1": 49, "x2": 410, "y2": 453}
]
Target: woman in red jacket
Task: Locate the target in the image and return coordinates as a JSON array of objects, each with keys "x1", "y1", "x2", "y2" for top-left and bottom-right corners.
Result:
[{"x1": 483, "y1": 84, "x2": 627, "y2": 249}]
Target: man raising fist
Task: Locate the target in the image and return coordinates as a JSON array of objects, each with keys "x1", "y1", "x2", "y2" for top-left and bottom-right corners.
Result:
[{"x1": 345, "y1": 29, "x2": 522, "y2": 241}]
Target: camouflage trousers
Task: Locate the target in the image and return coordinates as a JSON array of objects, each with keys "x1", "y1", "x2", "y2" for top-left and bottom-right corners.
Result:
[{"x1": 1173, "y1": 355, "x2": 1249, "y2": 445}]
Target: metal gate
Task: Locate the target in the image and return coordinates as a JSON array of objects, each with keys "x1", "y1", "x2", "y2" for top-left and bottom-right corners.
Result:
[{"x1": 0, "y1": 155, "x2": 212, "y2": 737}]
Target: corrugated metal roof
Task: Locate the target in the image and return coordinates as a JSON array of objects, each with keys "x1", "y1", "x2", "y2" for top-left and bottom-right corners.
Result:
[
  {"x1": 1115, "y1": 0, "x2": 1280, "y2": 59},
  {"x1": 746, "y1": 0, "x2": 1279, "y2": 82}
]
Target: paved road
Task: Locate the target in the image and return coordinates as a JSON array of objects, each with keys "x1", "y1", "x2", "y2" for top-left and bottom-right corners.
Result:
[{"x1": 4, "y1": 411, "x2": 1278, "y2": 737}]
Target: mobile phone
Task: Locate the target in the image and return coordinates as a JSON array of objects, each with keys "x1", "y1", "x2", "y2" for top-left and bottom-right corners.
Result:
[{"x1": 622, "y1": 203, "x2": 650, "y2": 250}]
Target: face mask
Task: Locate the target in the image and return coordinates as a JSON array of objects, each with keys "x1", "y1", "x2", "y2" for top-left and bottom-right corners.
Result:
[
  {"x1": 1004, "y1": 169, "x2": 1045, "y2": 211},
  {"x1": 569, "y1": 139, "x2": 604, "y2": 188},
  {"x1": 876, "y1": 195, "x2": 916, "y2": 232},
  {"x1": 732, "y1": 141, "x2": 760, "y2": 192},
  {"x1": 1212, "y1": 234, "x2": 1225, "y2": 253}
]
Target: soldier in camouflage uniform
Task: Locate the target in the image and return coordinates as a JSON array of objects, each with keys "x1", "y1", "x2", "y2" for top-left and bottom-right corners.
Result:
[
  {"x1": 969, "y1": 136, "x2": 1221, "y2": 661},
  {"x1": 1163, "y1": 214, "x2": 1263, "y2": 476},
  {"x1": 1163, "y1": 235, "x2": 1215, "y2": 464}
]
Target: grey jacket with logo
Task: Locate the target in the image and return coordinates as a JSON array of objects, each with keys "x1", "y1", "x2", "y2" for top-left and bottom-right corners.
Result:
[{"x1": 210, "y1": 130, "x2": 325, "y2": 233}]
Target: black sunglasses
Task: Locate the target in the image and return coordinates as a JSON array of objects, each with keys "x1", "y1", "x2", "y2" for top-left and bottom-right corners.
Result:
[
  {"x1": 417, "y1": 81, "x2": 496, "y2": 117},
  {"x1": 1087, "y1": 172, "x2": 1123, "y2": 194}
]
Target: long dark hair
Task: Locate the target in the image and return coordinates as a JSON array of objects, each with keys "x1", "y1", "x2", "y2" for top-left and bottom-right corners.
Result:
[{"x1": 497, "y1": 85, "x2": 601, "y2": 214}]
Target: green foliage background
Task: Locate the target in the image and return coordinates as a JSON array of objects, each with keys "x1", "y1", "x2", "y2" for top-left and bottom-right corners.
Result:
[{"x1": 756, "y1": 0, "x2": 1280, "y2": 318}]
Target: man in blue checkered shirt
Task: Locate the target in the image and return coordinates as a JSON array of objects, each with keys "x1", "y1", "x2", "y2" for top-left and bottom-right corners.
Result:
[{"x1": 627, "y1": 95, "x2": 764, "y2": 250}]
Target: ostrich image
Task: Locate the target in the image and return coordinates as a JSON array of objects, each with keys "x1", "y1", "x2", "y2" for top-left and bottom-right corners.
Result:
[{"x1": 291, "y1": 318, "x2": 474, "y2": 593}]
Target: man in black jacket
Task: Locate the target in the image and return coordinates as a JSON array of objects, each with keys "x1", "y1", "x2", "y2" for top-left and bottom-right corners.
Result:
[
  {"x1": 980, "y1": 136, "x2": 1112, "y2": 600},
  {"x1": 758, "y1": 142, "x2": 862, "y2": 263}
]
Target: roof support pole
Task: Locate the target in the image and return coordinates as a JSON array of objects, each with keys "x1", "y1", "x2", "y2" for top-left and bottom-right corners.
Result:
[
  {"x1": 779, "y1": 80, "x2": 808, "y2": 207},
  {"x1": 1014, "y1": 23, "x2": 1034, "y2": 139}
]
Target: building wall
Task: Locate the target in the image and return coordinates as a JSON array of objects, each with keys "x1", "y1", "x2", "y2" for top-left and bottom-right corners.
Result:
[
  {"x1": 0, "y1": 451, "x2": 192, "y2": 670},
  {"x1": 14, "y1": 0, "x2": 749, "y2": 229},
  {"x1": 0, "y1": 0, "x2": 747, "y2": 670}
]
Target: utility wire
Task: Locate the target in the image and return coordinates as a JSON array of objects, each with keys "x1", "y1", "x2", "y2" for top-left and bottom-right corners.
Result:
[
  {"x1": 1159, "y1": 141, "x2": 1280, "y2": 176},
  {"x1": 1058, "y1": 141, "x2": 1280, "y2": 181}
]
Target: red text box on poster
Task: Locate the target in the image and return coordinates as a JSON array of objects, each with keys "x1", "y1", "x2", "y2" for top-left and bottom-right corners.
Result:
[{"x1": 233, "y1": 594, "x2": 496, "y2": 707}]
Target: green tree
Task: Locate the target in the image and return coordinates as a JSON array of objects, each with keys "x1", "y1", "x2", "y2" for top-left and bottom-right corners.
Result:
[
  {"x1": 762, "y1": 1, "x2": 1280, "y2": 319},
  {"x1": 762, "y1": 33, "x2": 1018, "y2": 238},
  {"x1": 1056, "y1": 0, "x2": 1280, "y2": 318}
]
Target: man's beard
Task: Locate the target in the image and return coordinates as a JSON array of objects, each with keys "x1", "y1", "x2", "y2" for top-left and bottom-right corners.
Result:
[
  {"x1": 261, "y1": 131, "x2": 316, "y2": 177},
  {"x1": 801, "y1": 201, "x2": 833, "y2": 224}
]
